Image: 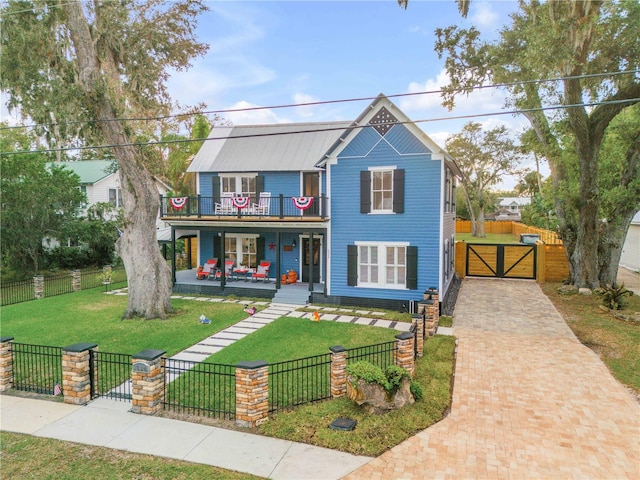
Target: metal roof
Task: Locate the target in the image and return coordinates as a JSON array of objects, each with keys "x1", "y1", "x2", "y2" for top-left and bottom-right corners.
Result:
[
  {"x1": 188, "y1": 122, "x2": 352, "y2": 173},
  {"x1": 53, "y1": 160, "x2": 115, "y2": 184}
]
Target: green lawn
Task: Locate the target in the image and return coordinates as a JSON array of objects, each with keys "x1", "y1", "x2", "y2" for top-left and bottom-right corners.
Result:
[
  {"x1": 206, "y1": 316, "x2": 399, "y2": 364},
  {"x1": 456, "y1": 232, "x2": 520, "y2": 243},
  {"x1": 1, "y1": 432, "x2": 260, "y2": 480},
  {"x1": 1, "y1": 288, "x2": 247, "y2": 355}
]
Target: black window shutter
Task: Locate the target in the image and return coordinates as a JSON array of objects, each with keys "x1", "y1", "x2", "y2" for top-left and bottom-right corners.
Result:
[
  {"x1": 360, "y1": 171, "x2": 371, "y2": 213},
  {"x1": 406, "y1": 245, "x2": 417, "y2": 289},
  {"x1": 393, "y1": 169, "x2": 405, "y2": 213},
  {"x1": 256, "y1": 175, "x2": 264, "y2": 199},
  {"x1": 213, "y1": 235, "x2": 222, "y2": 268},
  {"x1": 257, "y1": 237, "x2": 265, "y2": 260},
  {"x1": 347, "y1": 245, "x2": 358, "y2": 286},
  {"x1": 212, "y1": 175, "x2": 220, "y2": 202}
]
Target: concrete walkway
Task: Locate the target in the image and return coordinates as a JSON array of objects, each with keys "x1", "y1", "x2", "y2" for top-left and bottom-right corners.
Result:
[
  {"x1": 0, "y1": 395, "x2": 370, "y2": 479},
  {"x1": 345, "y1": 278, "x2": 640, "y2": 479}
]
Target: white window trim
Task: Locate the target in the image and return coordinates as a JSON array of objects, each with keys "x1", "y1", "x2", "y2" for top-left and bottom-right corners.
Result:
[
  {"x1": 368, "y1": 165, "x2": 397, "y2": 215},
  {"x1": 219, "y1": 173, "x2": 258, "y2": 195},
  {"x1": 354, "y1": 241, "x2": 409, "y2": 290},
  {"x1": 223, "y1": 233, "x2": 259, "y2": 267}
]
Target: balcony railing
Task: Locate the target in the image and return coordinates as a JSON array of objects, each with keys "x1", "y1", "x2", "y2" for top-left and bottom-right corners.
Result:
[{"x1": 160, "y1": 194, "x2": 328, "y2": 220}]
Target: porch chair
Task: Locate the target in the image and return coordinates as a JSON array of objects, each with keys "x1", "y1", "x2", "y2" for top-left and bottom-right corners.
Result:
[
  {"x1": 205, "y1": 258, "x2": 218, "y2": 280},
  {"x1": 252, "y1": 260, "x2": 271, "y2": 283},
  {"x1": 251, "y1": 192, "x2": 271, "y2": 215},
  {"x1": 214, "y1": 192, "x2": 236, "y2": 215},
  {"x1": 197, "y1": 258, "x2": 218, "y2": 280},
  {"x1": 214, "y1": 258, "x2": 235, "y2": 281}
]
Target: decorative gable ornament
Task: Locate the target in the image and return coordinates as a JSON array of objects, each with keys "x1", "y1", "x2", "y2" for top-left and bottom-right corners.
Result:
[{"x1": 369, "y1": 106, "x2": 398, "y2": 136}]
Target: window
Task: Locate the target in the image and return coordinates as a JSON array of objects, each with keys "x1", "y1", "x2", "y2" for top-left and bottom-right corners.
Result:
[
  {"x1": 224, "y1": 235, "x2": 257, "y2": 268},
  {"x1": 372, "y1": 170, "x2": 393, "y2": 212},
  {"x1": 108, "y1": 188, "x2": 122, "y2": 208},
  {"x1": 221, "y1": 175, "x2": 256, "y2": 197},
  {"x1": 360, "y1": 168, "x2": 404, "y2": 214},
  {"x1": 352, "y1": 242, "x2": 409, "y2": 289}
]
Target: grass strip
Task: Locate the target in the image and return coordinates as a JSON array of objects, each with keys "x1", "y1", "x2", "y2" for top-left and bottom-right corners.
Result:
[{"x1": 0, "y1": 431, "x2": 261, "y2": 480}]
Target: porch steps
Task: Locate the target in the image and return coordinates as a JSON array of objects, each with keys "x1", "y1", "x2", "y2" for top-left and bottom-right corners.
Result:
[{"x1": 271, "y1": 286, "x2": 311, "y2": 306}]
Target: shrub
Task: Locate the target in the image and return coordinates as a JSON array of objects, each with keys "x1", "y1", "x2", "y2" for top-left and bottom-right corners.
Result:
[
  {"x1": 410, "y1": 381, "x2": 424, "y2": 400},
  {"x1": 346, "y1": 361, "x2": 412, "y2": 395},
  {"x1": 600, "y1": 284, "x2": 633, "y2": 310}
]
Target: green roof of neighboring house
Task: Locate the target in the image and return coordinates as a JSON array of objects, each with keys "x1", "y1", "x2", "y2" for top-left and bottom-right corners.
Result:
[{"x1": 53, "y1": 160, "x2": 116, "y2": 184}]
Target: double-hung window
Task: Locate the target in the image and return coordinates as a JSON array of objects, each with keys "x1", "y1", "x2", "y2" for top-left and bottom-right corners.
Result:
[
  {"x1": 354, "y1": 242, "x2": 408, "y2": 289},
  {"x1": 360, "y1": 167, "x2": 404, "y2": 214},
  {"x1": 221, "y1": 175, "x2": 256, "y2": 197},
  {"x1": 108, "y1": 188, "x2": 122, "y2": 208}
]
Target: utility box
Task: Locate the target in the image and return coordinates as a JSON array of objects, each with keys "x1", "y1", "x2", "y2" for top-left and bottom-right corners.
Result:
[{"x1": 520, "y1": 234, "x2": 540, "y2": 245}]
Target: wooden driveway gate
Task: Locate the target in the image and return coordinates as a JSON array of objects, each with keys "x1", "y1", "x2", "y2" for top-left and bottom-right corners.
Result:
[{"x1": 465, "y1": 243, "x2": 537, "y2": 279}]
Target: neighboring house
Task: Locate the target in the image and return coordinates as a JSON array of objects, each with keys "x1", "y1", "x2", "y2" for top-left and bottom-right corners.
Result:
[
  {"x1": 486, "y1": 197, "x2": 531, "y2": 222},
  {"x1": 620, "y1": 210, "x2": 640, "y2": 271},
  {"x1": 54, "y1": 160, "x2": 171, "y2": 227},
  {"x1": 161, "y1": 94, "x2": 461, "y2": 311},
  {"x1": 44, "y1": 160, "x2": 171, "y2": 249}
]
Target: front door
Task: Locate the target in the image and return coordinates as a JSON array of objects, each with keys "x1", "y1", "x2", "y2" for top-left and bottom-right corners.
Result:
[
  {"x1": 302, "y1": 172, "x2": 320, "y2": 216},
  {"x1": 302, "y1": 237, "x2": 321, "y2": 283}
]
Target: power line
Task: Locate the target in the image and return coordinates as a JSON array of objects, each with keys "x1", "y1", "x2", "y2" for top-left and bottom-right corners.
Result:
[
  {"x1": 1, "y1": 69, "x2": 638, "y2": 132},
  {"x1": 2, "y1": 97, "x2": 638, "y2": 156}
]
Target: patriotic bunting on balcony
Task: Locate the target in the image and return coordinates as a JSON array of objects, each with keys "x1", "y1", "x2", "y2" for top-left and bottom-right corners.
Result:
[
  {"x1": 292, "y1": 196, "x2": 314, "y2": 210},
  {"x1": 231, "y1": 196, "x2": 250, "y2": 209},
  {"x1": 169, "y1": 197, "x2": 188, "y2": 210}
]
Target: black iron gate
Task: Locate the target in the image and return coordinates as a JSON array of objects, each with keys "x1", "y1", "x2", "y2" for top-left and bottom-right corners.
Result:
[{"x1": 91, "y1": 350, "x2": 132, "y2": 401}]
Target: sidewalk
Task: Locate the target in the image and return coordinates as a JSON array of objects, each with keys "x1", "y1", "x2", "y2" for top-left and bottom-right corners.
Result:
[
  {"x1": 345, "y1": 278, "x2": 640, "y2": 479},
  {"x1": 0, "y1": 394, "x2": 371, "y2": 479}
]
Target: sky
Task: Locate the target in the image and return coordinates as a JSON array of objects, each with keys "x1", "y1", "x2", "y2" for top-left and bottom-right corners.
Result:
[
  {"x1": 1, "y1": 0, "x2": 541, "y2": 190},
  {"x1": 163, "y1": 0, "x2": 537, "y2": 190}
]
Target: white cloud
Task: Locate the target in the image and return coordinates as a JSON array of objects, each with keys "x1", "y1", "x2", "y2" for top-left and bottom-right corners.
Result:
[
  {"x1": 292, "y1": 92, "x2": 319, "y2": 118},
  {"x1": 470, "y1": 2, "x2": 500, "y2": 30},
  {"x1": 223, "y1": 100, "x2": 291, "y2": 125}
]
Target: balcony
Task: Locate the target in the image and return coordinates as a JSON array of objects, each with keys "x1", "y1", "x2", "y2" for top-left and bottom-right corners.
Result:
[{"x1": 160, "y1": 194, "x2": 329, "y2": 222}]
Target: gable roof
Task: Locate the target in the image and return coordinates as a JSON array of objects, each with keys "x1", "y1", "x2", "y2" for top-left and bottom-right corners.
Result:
[
  {"x1": 499, "y1": 197, "x2": 531, "y2": 207},
  {"x1": 188, "y1": 122, "x2": 352, "y2": 173},
  {"x1": 54, "y1": 160, "x2": 116, "y2": 184},
  {"x1": 314, "y1": 93, "x2": 461, "y2": 176}
]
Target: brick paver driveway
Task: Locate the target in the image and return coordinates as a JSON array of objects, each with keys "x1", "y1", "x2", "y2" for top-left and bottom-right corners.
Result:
[{"x1": 345, "y1": 278, "x2": 639, "y2": 479}]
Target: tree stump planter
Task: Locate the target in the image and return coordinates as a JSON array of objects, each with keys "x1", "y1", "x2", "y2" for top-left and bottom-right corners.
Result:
[{"x1": 346, "y1": 375, "x2": 414, "y2": 414}]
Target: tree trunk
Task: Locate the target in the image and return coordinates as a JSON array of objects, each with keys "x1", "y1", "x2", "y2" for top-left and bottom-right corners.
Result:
[{"x1": 65, "y1": 1, "x2": 173, "y2": 319}]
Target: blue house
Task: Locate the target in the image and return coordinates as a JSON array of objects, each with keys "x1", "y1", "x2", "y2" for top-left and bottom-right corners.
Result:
[{"x1": 161, "y1": 94, "x2": 460, "y2": 311}]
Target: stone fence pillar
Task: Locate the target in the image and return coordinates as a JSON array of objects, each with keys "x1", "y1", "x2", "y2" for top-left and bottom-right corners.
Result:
[
  {"x1": 72, "y1": 270, "x2": 81, "y2": 292},
  {"x1": 62, "y1": 342, "x2": 97, "y2": 405},
  {"x1": 394, "y1": 332, "x2": 415, "y2": 377},
  {"x1": 235, "y1": 360, "x2": 269, "y2": 427},
  {"x1": 34, "y1": 275, "x2": 44, "y2": 299},
  {"x1": 329, "y1": 346, "x2": 347, "y2": 398},
  {"x1": 131, "y1": 349, "x2": 166, "y2": 415},
  {"x1": 0, "y1": 337, "x2": 14, "y2": 392}
]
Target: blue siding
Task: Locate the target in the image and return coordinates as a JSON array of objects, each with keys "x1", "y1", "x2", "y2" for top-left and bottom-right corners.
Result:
[
  {"x1": 329, "y1": 128, "x2": 442, "y2": 302},
  {"x1": 385, "y1": 125, "x2": 432, "y2": 155}
]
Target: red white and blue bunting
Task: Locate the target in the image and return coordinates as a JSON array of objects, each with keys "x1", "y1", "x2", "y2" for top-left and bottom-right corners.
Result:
[
  {"x1": 231, "y1": 196, "x2": 251, "y2": 209},
  {"x1": 292, "y1": 197, "x2": 314, "y2": 210},
  {"x1": 169, "y1": 197, "x2": 188, "y2": 210}
]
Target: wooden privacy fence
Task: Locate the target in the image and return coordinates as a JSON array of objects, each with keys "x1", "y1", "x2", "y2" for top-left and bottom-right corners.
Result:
[
  {"x1": 456, "y1": 220, "x2": 562, "y2": 245},
  {"x1": 455, "y1": 241, "x2": 570, "y2": 283}
]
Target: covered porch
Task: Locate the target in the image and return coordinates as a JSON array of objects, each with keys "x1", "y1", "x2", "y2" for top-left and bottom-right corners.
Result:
[{"x1": 172, "y1": 268, "x2": 325, "y2": 304}]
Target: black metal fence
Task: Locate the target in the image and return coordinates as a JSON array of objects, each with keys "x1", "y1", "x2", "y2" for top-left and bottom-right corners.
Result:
[
  {"x1": 163, "y1": 358, "x2": 236, "y2": 419},
  {"x1": 268, "y1": 353, "x2": 332, "y2": 413},
  {"x1": 12, "y1": 342, "x2": 63, "y2": 395},
  {"x1": 94, "y1": 351, "x2": 132, "y2": 401},
  {"x1": 346, "y1": 340, "x2": 396, "y2": 369},
  {"x1": 0, "y1": 267, "x2": 127, "y2": 306},
  {"x1": 1, "y1": 279, "x2": 34, "y2": 306},
  {"x1": 43, "y1": 271, "x2": 73, "y2": 298}
]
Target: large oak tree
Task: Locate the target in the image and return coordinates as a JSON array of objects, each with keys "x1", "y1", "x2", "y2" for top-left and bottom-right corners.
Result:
[
  {"x1": 432, "y1": 0, "x2": 640, "y2": 288},
  {"x1": 1, "y1": 0, "x2": 209, "y2": 318}
]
